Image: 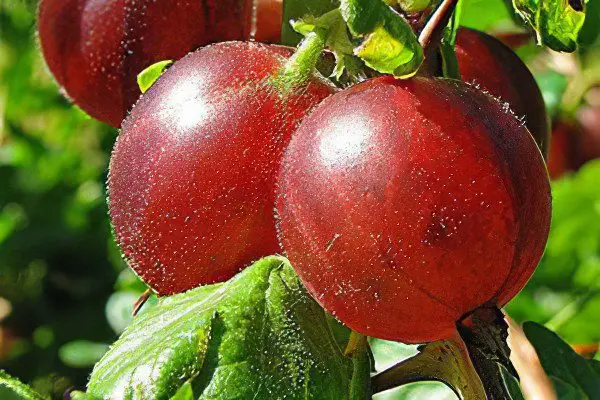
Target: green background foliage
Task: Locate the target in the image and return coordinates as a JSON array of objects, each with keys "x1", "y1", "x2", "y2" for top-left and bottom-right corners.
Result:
[
  {"x1": 0, "y1": 1, "x2": 128, "y2": 396},
  {"x1": 0, "y1": 0, "x2": 599, "y2": 399}
]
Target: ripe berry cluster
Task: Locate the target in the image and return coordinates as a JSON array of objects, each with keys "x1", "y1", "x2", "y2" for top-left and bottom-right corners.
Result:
[{"x1": 39, "y1": 0, "x2": 551, "y2": 343}]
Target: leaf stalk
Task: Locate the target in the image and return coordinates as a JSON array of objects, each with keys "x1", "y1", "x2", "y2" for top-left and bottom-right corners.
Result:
[{"x1": 418, "y1": 0, "x2": 459, "y2": 59}]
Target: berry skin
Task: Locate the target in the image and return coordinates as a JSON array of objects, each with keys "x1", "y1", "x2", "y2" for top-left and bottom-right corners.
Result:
[
  {"x1": 255, "y1": 0, "x2": 283, "y2": 43},
  {"x1": 576, "y1": 106, "x2": 600, "y2": 166},
  {"x1": 456, "y1": 28, "x2": 550, "y2": 157},
  {"x1": 276, "y1": 76, "x2": 551, "y2": 343},
  {"x1": 38, "y1": 0, "x2": 281, "y2": 127},
  {"x1": 547, "y1": 121, "x2": 579, "y2": 179},
  {"x1": 547, "y1": 107, "x2": 600, "y2": 179},
  {"x1": 108, "y1": 41, "x2": 334, "y2": 295}
]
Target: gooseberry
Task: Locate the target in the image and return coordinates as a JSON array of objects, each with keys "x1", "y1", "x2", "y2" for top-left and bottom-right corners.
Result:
[{"x1": 276, "y1": 76, "x2": 551, "y2": 343}]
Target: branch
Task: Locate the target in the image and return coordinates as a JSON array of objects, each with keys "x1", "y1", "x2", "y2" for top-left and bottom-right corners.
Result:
[
  {"x1": 371, "y1": 333, "x2": 486, "y2": 399},
  {"x1": 418, "y1": 0, "x2": 459, "y2": 58}
]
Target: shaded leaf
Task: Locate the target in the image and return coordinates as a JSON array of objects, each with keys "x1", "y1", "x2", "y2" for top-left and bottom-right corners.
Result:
[
  {"x1": 499, "y1": 365, "x2": 525, "y2": 400},
  {"x1": 578, "y1": 0, "x2": 600, "y2": 49},
  {"x1": 87, "y1": 257, "x2": 370, "y2": 400},
  {"x1": 523, "y1": 322, "x2": 600, "y2": 397},
  {"x1": 550, "y1": 376, "x2": 584, "y2": 399},
  {"x1": 440, "y1": 8, "x2": 460, "y2": 80}
]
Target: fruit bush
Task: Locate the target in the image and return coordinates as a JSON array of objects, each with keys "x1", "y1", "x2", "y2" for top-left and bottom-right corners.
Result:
[{"x1": 0, "y1": 0, "x2": 599, "y2": 399}]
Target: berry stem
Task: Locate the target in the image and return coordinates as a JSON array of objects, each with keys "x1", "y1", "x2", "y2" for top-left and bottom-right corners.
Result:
[
  {"x1": 457, "y1": 306, "x2": 517, "y2": 400},
  {"x1": 418, "y1": 0, "x2": 459, "y2": 59},
  {"x1": 371, "y1": 333, "x2": 486, "y2": 399},
  {"x1": 272, "y1": 28, "x2": 328, "y2": 93},
  {"x1": 344, "y1": 331, "x2": 368, "y2": 356},
  {"x1": 132, "y1": 289, "x2": 152, "y2": 316}
]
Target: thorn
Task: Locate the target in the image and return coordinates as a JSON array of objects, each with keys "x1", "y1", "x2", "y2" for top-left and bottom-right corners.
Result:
[
  {"x1": 325, "y1": 233, "x2": 341, "y2": 252},
  {"x1": 132, "y1": 289, "x2": 152, "y2": 316}
]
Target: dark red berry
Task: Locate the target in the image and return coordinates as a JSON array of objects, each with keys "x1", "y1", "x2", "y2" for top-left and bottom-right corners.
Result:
[
  {"x1": 277, "y1": 76, "x2": 551, "y2": 343},
  {"x1": 38, "y1": 0, "x2": 282, "y2": 127},
  {"x1": 456, "y1": 28, "x2": 550, "y2": 157},
  {"x1": 108, "y1": 41, "x2": 334, "y2": 295}
]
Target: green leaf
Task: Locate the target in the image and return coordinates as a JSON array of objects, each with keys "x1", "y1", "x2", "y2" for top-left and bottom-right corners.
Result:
[
  {"x1": 282, "y1": 0, "x2": 340, "y2": 45},
  {"x1": 137, "y1": 60, "x2": 173, "y2": 94},
  {"x1": 114, "y1": 268, "x2": 148, "y2": 293},
  {"x1": 523, "y1": 322, "x2": 600, "y2": 397},
  {"x1": 59, "y1": 340, "x2": 109, "y2": 368},
  {"x1": 87, "y1": 256, "x2": 370, "y2": 400},
  {"x1": 350, "y1": 346, "x2": 373, "y2": 398},
  {"x1": 578, "y1": 0, "x2": 600, "y2": 48},
  {"x1": 341, "y1": 0, "x2": 423, "y2": 77},
  {"x1": 292, "y1": 10, "x2": 365, "y2": 81},
  {"x1": 550, "y1": 377, "x2": 583, "y2": 400},
  {"x1": 535, "y1": 70, "x2": 569, "y2": 118},
  {"x1": 168, "y1": 382, "x2": 194, "y2": 400},
  {"x1": 440, "y1": 10, "x2": 460, "y2": 80},
  {"x1": 395, "y1": 0, "x2": 433, "y2": 12},
  {"x1": 369, "y1": 338, "x2": 419, "y2": 372},
  {"x1": 0, "y1": 203, "x2": 26, "y2": 244},
  {"x1": 328, "y1": 314, "x2": 354, "y2": 351},
  {"x1": 499, "y1": 366, "x2": 525, "y2": 400},
  {"x1": 457, "y1": 0, "x2": 518, "y2": 31},
  {"x1": 0, "y1": 370, "x2": 47, "y2": 400},
  {"x1": 512, "y1": 0, "x2": 589, "y2": 52}
]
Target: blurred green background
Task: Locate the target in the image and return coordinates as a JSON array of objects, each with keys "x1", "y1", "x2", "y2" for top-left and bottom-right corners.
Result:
[
  {"x1": 0, "y1": 1, "x2": 142, "y2": 396},
  {"x1": 0, "y1": 1, "x2": 598, "y2": 399}
]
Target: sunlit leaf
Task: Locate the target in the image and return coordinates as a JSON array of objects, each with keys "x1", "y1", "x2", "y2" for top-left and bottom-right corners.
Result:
[
  {"x1": 341, "y1": 0, "x2": 423, "y2": 77},
  {"x1": 137, "y1": 60, "x2": 173, "y2": 94},
  {"x1": 87, "y1": 257, "x2": 370, "y2": 399},
  {"x1": 457, "y1": 0, "x2": 518, "y2": 31},
  {"x1": 512, "y1": 0, "x2": 589, "y2": 52}
]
